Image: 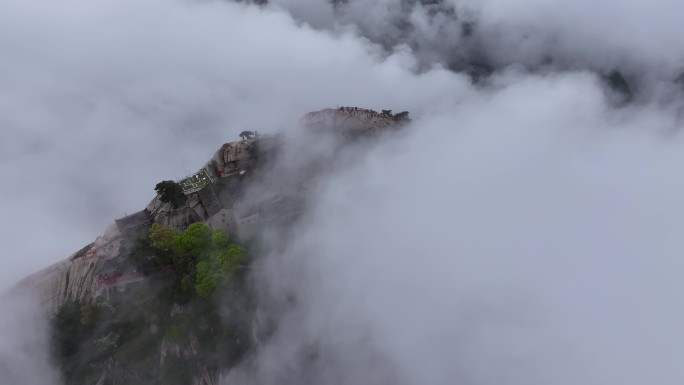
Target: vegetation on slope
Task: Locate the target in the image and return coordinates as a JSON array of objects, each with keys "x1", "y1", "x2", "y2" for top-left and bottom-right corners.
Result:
[{"x1": 50, "y1": 222, "x2": 253, "y2": 384}]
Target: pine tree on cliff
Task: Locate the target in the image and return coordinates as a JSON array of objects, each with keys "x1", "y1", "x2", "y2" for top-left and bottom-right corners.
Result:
[{"x1": 155, "y1": 180, "x2": 187, "y2": 209}]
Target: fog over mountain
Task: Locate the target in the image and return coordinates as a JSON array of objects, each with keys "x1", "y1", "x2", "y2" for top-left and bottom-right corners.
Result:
[{"x1": 1, "y1": 0, "x2": 684, "y2": 383}]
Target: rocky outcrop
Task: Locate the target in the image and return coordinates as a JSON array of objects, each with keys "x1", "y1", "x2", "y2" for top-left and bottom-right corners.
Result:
[
  {"x1": 299, "y1": 107, "x2": 410, "y2": 134},
  {"x1": 147, "y1": 193, "x2": 206, "y2": 231},
  {"x1": 17, "y1": 110, "x2": 407, "y2": 383},
  {"x1": 18, "y1": 138, "x2": 263, "y2": 316},
  {"x1": 19, "y1": 111, "x2": 402, "y2": 315},
  {"x1": 17, "y1": 249, "x2": 99, "y2": 315},
  {"x1": 211, "y1": 138, "x2": 258, "y2": 177}
]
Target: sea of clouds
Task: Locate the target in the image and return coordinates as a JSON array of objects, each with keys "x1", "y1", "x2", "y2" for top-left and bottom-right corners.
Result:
[{"x1": 1, "y1": 0, "x2": 684, "y2": 383}]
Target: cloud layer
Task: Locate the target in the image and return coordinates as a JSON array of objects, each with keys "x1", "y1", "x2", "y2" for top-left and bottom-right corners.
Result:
[
  {"x1": 1, "y1": 0, "x2": 684, "y2": 383},
  {"x1": 0, "y1": 0, "x2": 454, "y2": 287},
  {"x1": 251, "y1": 72, "x2": 684, "y2": 384}
]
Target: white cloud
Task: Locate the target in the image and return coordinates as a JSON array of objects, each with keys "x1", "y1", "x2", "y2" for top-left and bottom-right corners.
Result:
[
  {"x1": 1, "y1": 0, "x2": 684, "y2": 384},
  {"x1": 0, "y1": 292, "x2": 59, "y2": 384},
  {"x1": 250, "y1": 72, "x2": 684, "y2": 384},
  {"x1": 0, "y1": 0, "x2": 460, "y2": 288}
]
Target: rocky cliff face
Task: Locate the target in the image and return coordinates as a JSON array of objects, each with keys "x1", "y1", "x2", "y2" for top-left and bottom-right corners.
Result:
[
  {"x1": 21, "y1": 135, "x2": 269, "y2": 316},
  {"x1": 18, "y1": 109, "x2": 408, "y2": 384},
  {"x1": 18, "y1": 254, "x2": 99, "y2": 315},
  {"x1": 14, "y1": 136, "x2": 269, "y2": 384}
]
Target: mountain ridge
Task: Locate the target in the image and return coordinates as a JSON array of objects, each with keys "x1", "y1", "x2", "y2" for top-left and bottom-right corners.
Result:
[{"x1": 14, "y1": 107, "x2": 410, "y2": 384}]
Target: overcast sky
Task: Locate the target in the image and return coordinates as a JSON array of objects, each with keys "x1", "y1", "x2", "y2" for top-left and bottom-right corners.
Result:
[{"x1": 2, "y1": 0, "x2": 684, "y2": 383}]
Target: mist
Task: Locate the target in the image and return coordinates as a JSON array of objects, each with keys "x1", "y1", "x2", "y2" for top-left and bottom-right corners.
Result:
[
  {"x1": 0, "y1": 291, "x2": 60, "y2": 384},
  {"x1": 249, "y1": 72, "x2": 684, "y2": 384},
  {"x1": 1, "y1": 0, "x2": 684, "y2": 383}
]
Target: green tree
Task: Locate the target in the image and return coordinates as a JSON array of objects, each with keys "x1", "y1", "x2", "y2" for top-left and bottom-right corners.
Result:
[
  {"x1": 239, "y1": 130, "x2": 255, "y2": 140},
  {"x1": 218, "y1": 244, "x2": 248, "y2": 276},
  {"x1": 195, "y1": 242, "x2": 248, "y2": 299},
  {"x1": 172, "y1": 223, "x2": 212, "y2": 258},
  {"x1": 211, "y1": 229, "x2": 231, "y2": 249},
  {"x1": 154, "y1": 180, "x2": 187, "y2": 209},
  {"x1": 170, "y1": 223, "x2": 212, "y2": 278},
  {"x1": 52, "y1": 301, "x2": 83, "y2": 362},
  {"x1": 195, "y1": 260, "x2": 217, "y2": 299},
  {"x1": 393, "y1": 111, "x2": 410, "y2": 121},
  {"x1": 149, "y1": 223, "x2": 178, "y2": 252},
  {"x1": 51, "y1": 300, "x2": 101, "y2": 378}
]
